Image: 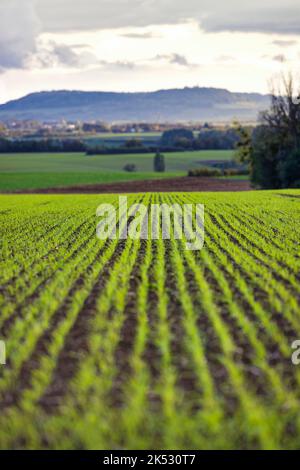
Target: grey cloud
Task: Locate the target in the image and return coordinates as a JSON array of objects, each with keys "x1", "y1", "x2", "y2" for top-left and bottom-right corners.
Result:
[
  {"x1": 155, "y1": 53, "x2": 194, "y2": 67},
  {"x1": 272, "y1": 40, "x2": 297, "y2": 47},
  {"x1": 99, "y1": 60, "x2": 135, "y2": 70},
  {"x1": 120, "y1": 32, "x2": 161, "y2": 39},
  {"x1": 0, "y1": 0, "x2": 41, "y2": 71},
  {"x1": 35, "y1": 0, "x2": 174, "y2": 32},
  {"x1": 34, "y1": 42, "x2": 134, "y2": 70},
  {"x1": 33, "y1": 42, "x2": 98, "y2": 68},
  {"x1": 51, "y1": 44, "x2": 84, "y2": 67},
  {"x1": 272, "y1": 54, "x2": 287, "y2": 62},
  {"x1": 197, "y1": 2, "x2": 300, "y2": 35},
  {"x1": 170, "y1": 54, "x2": 189, "y2": 66},
  {"x1": 35, "y1": 0, "x2": 300, "y2": 35},
  {"x1": 53, "y1": 44, "x2": 99, "y2": 67}
]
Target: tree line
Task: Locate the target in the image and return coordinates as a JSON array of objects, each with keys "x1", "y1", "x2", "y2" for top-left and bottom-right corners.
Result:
[
  {"x1": 0, "y1": 128, "x2": 241, "y2": 154},
  {"x1": 0, "y1": 138, "x2": 86, "y2": 153}
]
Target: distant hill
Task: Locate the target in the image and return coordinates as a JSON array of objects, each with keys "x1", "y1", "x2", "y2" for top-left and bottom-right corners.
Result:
[{"x1": 0, "y1": 87, "x2": 270, "y2": 123}]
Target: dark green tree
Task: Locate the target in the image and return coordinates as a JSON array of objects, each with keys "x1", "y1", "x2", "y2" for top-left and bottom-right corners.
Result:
[
  {"x1": 279, "y1": 148, "x2": 300, "y2": 188},
  {"x1": 154, "y1": 152, "x2": 165, "y2": 172},
  {"x1": 236, "y1": 74, "x2": 300, "y2": 188}
]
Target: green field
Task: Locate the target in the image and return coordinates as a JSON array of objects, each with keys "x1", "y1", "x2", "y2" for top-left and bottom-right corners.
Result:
[
  {"x1": 1, "y1": 190, "x2": 300, "y2": 449},
  {"x1": 0, "y1": 172, "x2": 184, "y2": 192},
  {"x1": 0, "y1": 150, "x2": 233, "y2": 191},
  {"x1": 0, "y1": 150, "x2": 233, "y2": 173}
]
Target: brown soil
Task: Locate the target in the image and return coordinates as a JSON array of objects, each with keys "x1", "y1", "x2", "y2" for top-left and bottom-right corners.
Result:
[{"x1": 11, "y1": 177, "x2": 251, "y2": 194}]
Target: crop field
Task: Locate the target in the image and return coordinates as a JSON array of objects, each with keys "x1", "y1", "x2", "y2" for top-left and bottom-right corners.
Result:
[
  {"x1": 0, "y1": 150, "x2": 233, "y2": 191},
  {"x1": 0, "y1": 190, "x2": 300, "y2": 449}
]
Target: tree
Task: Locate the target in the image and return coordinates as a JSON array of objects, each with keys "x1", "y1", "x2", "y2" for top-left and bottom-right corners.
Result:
[
  {"x1": 279, "y1": 148, "x2": 300, "y2": 188},
  {"x1": 154, "y1": 152, "x2": 165, "y2": 172},
  {"x1": 236, "y1": 73, "x2": 300, "y2": 188},
  {"x1": 234, "y1": 123, "x2": 252, "y2": 164},
  {"x1": 251, "y1": 126, "x2": 282, "y2": 189},
  {"x1": 262, "y1": 73, "x2": 300, "y2": 150}
]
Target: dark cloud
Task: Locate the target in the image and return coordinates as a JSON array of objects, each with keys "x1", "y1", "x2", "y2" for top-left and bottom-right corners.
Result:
[
  {"x1": 1, "y1": 0, "x2": 300, "y2": 73},
  {"x1": 155, "y1": 53, "x2": 194, "y2": 67},
  {"x1": 200, "y1": 5, "x2": 300, "y2": 35},
  {"x1": 0, "y1": 0, "x2": 40, "y2": 70},
  {"x1": 197, "y1": 2, "x2": 300, "y2": 35}
]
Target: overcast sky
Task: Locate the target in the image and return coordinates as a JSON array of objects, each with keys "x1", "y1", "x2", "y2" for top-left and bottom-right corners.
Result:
[{"x1": 0, "y1": 0, "x2": 300, "y2": 103}]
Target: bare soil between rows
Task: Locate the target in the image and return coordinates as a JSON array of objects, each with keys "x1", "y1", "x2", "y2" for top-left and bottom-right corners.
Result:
[{"x1": 9, "y1": 177, "x2": 252, "y2": 194}]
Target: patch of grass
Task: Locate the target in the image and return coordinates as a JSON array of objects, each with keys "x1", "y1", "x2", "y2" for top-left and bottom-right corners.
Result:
[
  {"x1": 0, "y1": 172, "x2": 184, "y2": 191},
  {"x1": 0, "y1": 150, "x2": 233, "y2": 173},
  {"x1": 0, "y1": 150, "x2": 234, "y2": 191}
]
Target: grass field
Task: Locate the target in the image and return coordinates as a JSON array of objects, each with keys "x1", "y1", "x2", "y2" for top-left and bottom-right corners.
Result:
[
  {"x1": 0, "y1": 172, "x2": 185, "y2": 192},
  {"x1": 0, "y1": 190, "x2": 300, "y2": 449},
  {"x1": 0, "y1": 150, "x2": 233, "y2": 191},
  {"x1": 0, "y1": 150, "x2": 233, "y2": 173}
]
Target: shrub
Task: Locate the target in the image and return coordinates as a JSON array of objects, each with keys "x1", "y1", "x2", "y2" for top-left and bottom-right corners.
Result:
[
  {"x1": 123, "y1": 163, "x2": 137, "y2": 172},
  {"x1": 188, "y1": 167, "x2": 222, "y2": 177}
]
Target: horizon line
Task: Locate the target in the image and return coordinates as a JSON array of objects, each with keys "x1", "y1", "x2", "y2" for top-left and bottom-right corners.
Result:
[{"x1": 1, "y1": 85, "x2": 269, "y2": 106}]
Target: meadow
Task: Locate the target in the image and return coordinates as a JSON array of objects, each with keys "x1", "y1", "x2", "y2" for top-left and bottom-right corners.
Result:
[
  {"x1": 0, "y1": 190, "x2": 300, "y2": 449},
  {"x1": 0, "y1": 150, "x2": 233, "y2": 191},
  {"x1": 0, "y1": 172, "x2": 185, "y2": 192}
]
